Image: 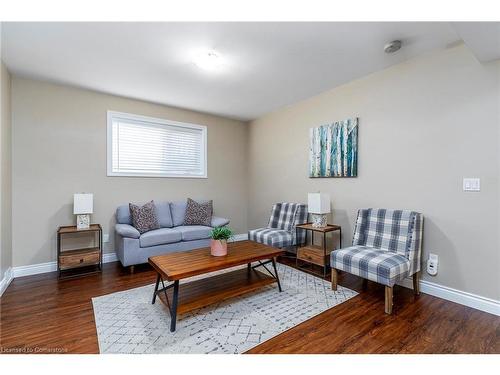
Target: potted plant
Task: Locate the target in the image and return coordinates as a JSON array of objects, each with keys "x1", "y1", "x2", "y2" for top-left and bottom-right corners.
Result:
[{"x1": 210, "y1": 226, "x2": 233, "y2": 256}]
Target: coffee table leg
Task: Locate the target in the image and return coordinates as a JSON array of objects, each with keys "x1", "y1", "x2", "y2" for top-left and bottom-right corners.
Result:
[
  {"x1": 170, "y1": 280, "x2": 180, "y2": 332},
  {"x1": 152, "y1": 273, "x2": 161, "y2": 304},
  {"x1": 272, "y1": 258, "x2": 282, "y2": 292}
]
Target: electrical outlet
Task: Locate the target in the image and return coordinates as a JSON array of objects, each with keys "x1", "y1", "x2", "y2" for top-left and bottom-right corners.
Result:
[{"x1": 103, "y1": 234, "x2": 110, "y2": 243}]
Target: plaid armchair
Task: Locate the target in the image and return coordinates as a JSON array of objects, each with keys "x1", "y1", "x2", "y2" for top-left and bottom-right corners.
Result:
[
  {"x1": 248, "y1": 203, "x2": 308, "y2": 249},
  {"x1": 330, "y1": 208, "x2": 423, "y2": 314}
]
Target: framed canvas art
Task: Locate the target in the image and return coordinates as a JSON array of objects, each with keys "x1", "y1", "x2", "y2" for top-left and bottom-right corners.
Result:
[{"x1": 309, "y1": 117, "x2": 358, "y2": 177}]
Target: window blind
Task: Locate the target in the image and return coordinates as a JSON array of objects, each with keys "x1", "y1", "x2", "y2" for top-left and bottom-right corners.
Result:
[{"x1": 108, "y1": 112, "x2": 207, "y2": 178}]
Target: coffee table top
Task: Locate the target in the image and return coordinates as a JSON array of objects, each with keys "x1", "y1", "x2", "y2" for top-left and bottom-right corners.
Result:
[{"x1": 149, "y1": 240, "x2": 283, "y2": 281}]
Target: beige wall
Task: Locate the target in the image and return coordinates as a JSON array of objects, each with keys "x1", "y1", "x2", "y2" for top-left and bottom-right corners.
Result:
[
  {"x1": 1, "y1": 60, "x2": 12, "y2": 281},
  {"x1": 248, "y1": 44, "x2": 500, "y2": 300},
  {"x1": 11, "y1": 77, "x2": 248, "y2": 267},
  {"x1": 7, "y1": 43, "x2": 500, "y2": 302}
]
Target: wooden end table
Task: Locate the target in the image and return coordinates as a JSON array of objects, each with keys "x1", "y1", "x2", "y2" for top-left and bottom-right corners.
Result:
[
  {"x1": 57, "y1": 224, "x2": 102, "y2": 278},
  {"x1": 295, "y1": 223, "x2": 341, "y2": 278}
]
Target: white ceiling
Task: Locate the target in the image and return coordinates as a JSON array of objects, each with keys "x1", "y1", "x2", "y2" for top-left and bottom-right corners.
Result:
[
  {"x1": 452, "y1": 22, "x2": 500, "y2": 63},
  {"x1": 0, "y1": 22, "x2": 478, "y2": 121}
]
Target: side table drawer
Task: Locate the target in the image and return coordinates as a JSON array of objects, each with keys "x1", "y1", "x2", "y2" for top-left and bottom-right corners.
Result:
[
  {"x1": 59, "y1": 249, "x2": 100, "y2": 270},
  {"x1": 297, "y1": 246, "x2": 327, "y2": 266}
]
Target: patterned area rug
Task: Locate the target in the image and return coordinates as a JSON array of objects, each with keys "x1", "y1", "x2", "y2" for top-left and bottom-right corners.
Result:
[{"x1": 92, "y1": 264, "x2": 357, "y2": 354}]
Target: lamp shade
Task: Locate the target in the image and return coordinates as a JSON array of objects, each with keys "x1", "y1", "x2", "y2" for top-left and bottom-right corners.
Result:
[
  {"x1": 73, "y1": 193, "x2": 93, "y2": 214},
  {"x1": 308, "y1": 193, "x2": 330, "y2": 214}
]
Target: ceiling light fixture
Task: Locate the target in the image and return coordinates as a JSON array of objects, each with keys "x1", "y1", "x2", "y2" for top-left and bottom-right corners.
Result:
[
  {"x1": 193, "y1": 50, "x2": 224, "y2": 71},
  {"x1": 384, "y1": 40, "x2": 402, "y2": 54}
]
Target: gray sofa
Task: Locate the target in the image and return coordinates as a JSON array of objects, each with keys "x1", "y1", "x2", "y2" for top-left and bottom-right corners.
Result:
[{"x1": 115, "y1": 201, "x2": 230, "y2": 267}]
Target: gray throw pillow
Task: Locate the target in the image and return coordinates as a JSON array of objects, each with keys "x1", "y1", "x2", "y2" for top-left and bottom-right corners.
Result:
[
  {"x1": 129, "y1": 201, "x2": 160, "y2": 234},
  {"x1": 184, "y1": 198, "x2": 213, "y2": 226}
]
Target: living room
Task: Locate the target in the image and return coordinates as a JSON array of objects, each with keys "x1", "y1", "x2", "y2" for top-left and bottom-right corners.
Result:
[{"x1": 0, "y1": 0, "x2": 499, "y2": 371}]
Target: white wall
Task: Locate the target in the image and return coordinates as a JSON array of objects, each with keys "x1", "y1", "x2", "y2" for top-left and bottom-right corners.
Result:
[
  {"x1": 0, "y1": 60, "x2": 12, "y2": 282},
  {"x1": 247, "y1": 44, "x2": 500, "y2": 300},
  {"x1": 11, "y1": 78, "x2": 248, "y2": 267},
  {"x1": 6, "y1": 42, "x2": 500, "y2": 304}
]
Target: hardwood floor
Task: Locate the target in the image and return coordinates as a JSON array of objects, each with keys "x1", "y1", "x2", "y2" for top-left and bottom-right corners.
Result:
[{"x1": 1, "y1": 259, "x2": 498, "y2": 354}]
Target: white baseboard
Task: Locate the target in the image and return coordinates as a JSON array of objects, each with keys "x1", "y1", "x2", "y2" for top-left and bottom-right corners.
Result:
[
  {"x1": 4, "y1": 233, "x2": 249, "y2": 287},
  {"x1": 0, "y1": 267, "x2": 14, "y2": 297},
  {"x1": 232, "y1": 233, "x2": 249, "y2": 241},
  {"x1": 12, "y1": 261, "x2": 57, "y2": 278},
  {"x1": 397, "y1": 277, "x2": 500, "y2": 316},
  {"x1": 10, "y1": 252, "x2": 119, "y2": 279},
  {"x1": 102, "y1": 252, "x2": 118, "y2": 263}
]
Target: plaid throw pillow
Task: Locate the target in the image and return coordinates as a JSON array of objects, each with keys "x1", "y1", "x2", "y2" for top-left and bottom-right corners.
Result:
[
  {"x1": 129, "y1": 201, "x2": 160, "y2": 234},
  {"x1": 183, "y1": 198, "x2": 213, "y2": 226}
]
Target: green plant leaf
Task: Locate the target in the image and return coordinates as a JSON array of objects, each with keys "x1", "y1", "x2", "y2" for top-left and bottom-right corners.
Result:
[{"x1": 210, "y1": 226, "x2": 233, "y2": 241}]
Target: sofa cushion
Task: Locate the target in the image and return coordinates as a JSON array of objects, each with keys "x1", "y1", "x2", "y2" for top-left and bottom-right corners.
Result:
[
  {"x1": 184, "y1": 198, "x2": 213, "y2": 226},
  {"x1": 116, "y1": 204, "x2": 132, "y2": 225},
  {"x1": 170, "y1": 199, "x2": 210, "y2": 227},
  {"x1": 155, "y1": 201, "x2": 173, "y2": 228},
  {"x1": 211, "y1": 216, "x2": 230, "y2": 227},
  {"x1": 129, "y1": 201, "x2": 160, "y2": 234},
  {"x1": 170, "y1": 201, "x2": 187, "y2": 227},
  {"x1": 139, "y1": 228, "x2": 182, "y2": 248},
  {"x1": 176, "y1": 225, "x2": 212, "y2": 241},
  {"x1": 117, "y1": 201, "x2": 172, "y2": 228},
  {"x1": 115, "y1": 223, "x2": 140, "y2": 239}
]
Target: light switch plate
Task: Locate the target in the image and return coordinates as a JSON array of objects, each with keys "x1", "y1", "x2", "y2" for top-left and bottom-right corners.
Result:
[
  {"x1": 463, "y1": 178, "x2": 480, "y2": 192},
  {"x1": 103, "y1": 234, "x2": 110, "y2": 243}
]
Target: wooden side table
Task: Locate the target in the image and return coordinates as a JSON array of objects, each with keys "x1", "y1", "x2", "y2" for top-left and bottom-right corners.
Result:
[
  {"x1": 57, "y1": 224, "x2": 103, "y2": 278},
  {"x1": 295, "y1": 223, "x2": 342, "y2": 278}
]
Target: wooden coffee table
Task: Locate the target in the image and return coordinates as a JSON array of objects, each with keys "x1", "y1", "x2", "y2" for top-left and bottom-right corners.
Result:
[{"x1": 148, "y1": 240, "x2": 284, "y2": 332}]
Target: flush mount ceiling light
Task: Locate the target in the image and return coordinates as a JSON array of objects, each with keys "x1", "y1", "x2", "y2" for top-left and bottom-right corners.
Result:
[
  {"x1": 384, "y1": 40, "x2": 402, "y2": 54},
  {"x1": 193, "y1": 50, "x2": 224, "y2": 71}
]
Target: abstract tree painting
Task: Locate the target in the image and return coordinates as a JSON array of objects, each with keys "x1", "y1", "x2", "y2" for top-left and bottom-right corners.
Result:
[{"x1": 309, "y1": 118, "x2": 358, "y2": 177}]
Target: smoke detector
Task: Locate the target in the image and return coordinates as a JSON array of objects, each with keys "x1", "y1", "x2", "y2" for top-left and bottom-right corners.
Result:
[{"x1": 384, "y1": 40, "x2": 402, "y2": 54}]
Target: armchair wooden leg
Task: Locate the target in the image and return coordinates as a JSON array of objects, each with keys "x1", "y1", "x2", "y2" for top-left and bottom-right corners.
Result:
[
  {"x1": 413, "y1": 272, "x2": 420, "y2": 295},
  {"x1": 331, "y1": 268, "x2": 338, "y2": 291},
  {"x1": 385, "y1": 286, "x2": 393, "y2": 314},
  {"x1": 129, "y1": 265, "x2": 135, "y2": 274}
]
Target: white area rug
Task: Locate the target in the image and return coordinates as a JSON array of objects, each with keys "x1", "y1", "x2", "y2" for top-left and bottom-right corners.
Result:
[{"x1": 92, "y1": 264, "x2": 357, "y2": 354}]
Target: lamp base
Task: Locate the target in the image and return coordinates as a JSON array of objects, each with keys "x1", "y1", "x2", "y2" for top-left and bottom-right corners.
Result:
[
  {"x1": 76, "y1": 214, "x2": 90, "y2": 230},
  {"x1": 311, "y1": 214, "x2": 328, "y2": 228}
]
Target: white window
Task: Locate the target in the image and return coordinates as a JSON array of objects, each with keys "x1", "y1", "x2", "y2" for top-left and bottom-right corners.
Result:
[{"x1": 107, "y1": 111, "x2": 207, "y2": 178}]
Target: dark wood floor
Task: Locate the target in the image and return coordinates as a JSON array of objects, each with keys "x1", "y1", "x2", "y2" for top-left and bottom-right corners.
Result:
[{"x1": 1, "y1": 259, "x2": 499, "y2": 354}]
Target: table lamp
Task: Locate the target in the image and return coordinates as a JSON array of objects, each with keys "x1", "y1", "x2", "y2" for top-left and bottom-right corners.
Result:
[
  {"x1": 74, "y1": 193, "x2": 93, "y2": 230},
  {"x1": 308, "y1": 192, "x2": 330, "y2": 228}
]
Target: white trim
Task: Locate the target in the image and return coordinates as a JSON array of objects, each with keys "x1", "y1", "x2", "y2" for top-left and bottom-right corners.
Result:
[
  {"x1": 10, "y1": 252, "x2": 119, "y2": 279},
  {"x1": 397, "y1": 277, "x2": 500, "y2": 316},
  {"x1": 102, "y1": 252, "x2": 118, "y2": 263},
  {"x1": 106, "y1": 110, "x2": 208, "y2": 179},
  {"x1": 0, "y1": 267, "x2": 14, "y2": 297},
  {"x1": 12, "y1": 261, "x2": 57, "y2": 278}
]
